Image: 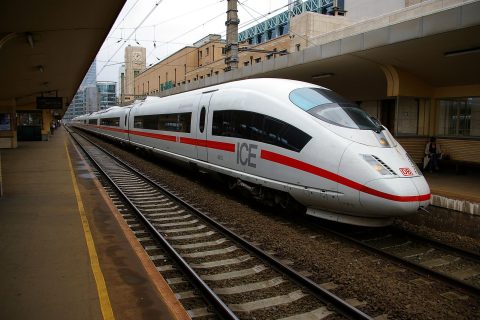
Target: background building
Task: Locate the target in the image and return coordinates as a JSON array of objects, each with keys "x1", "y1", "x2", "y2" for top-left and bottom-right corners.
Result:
[
  {"x1": 97, "y1": 81, "x2": 117, "y2": 110},
  {"x1": 64, "y1": 61, "x2": 118, "y2": 120},
  {"x1": 64, "y1": 60, "x2": 98, "y2": 120},
  {"x1": 121, "y1": 46, "x2": 146, "y2": 104}
]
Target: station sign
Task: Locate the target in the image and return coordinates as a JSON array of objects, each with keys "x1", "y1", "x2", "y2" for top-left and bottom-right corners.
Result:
[{"x1": 36, "y1": 97, "x2": 63, "y2": 109}]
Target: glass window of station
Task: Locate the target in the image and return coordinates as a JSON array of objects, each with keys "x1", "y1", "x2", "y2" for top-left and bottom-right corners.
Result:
[{"x1": 437, "y1": 97, "x2": 480, "y2": 137}]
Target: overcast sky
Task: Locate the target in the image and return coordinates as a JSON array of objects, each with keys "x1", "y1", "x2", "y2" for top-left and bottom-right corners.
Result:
[{"x1": 96, "y1": 0, "x2": 289, "y2": 83}]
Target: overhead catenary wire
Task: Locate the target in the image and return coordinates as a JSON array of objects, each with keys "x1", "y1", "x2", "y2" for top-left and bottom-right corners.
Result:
[
  {"x1": 109, "y1": 0, "x2": 143, "y2": 37},
  {"x1": 97, "y1": 0, "x2": 164, "y2": 78},
  {"x1": 105, "y1": 0, "x2": 230, "y2": 90},
  {"x1": 144, "y1": 9, "x2": 227, "y2": 62},
  {"x1": 124, "y1": 1, "x2": 292, "y2": 96},
  {"x1": 123, "y1": 1, "x2": 302, "y2": 95},
  {"x1": 99, "y1": 0, "x2": 321, "y2": 87},
  {"x1": 104, "y1": 0, "x2": 227, "y2": 56},
  {"x1": 137, "y1": 0, "x2": 255, "y2": 62},
  {"x1": 146, "y1": 0, "x2": 292, "y2": 65}
]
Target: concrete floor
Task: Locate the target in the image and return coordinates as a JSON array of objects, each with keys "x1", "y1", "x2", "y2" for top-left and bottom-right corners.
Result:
[{"x1": 0, "y1": 127, "x2": 187, "y2": 320}]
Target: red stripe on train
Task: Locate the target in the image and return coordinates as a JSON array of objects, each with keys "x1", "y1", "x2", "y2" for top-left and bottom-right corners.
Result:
[
  {"x1": 180, "y1": 137, "x2": 235, "y2": 152},
  {"x1": 128, "y1": 129, "x2": 177, "y2": 142},
  {"x1": 260, "y1": 149, "x2": 431, "y2": 202},
  {"x1": 98, "y1": 126, "x2": 129, "y2": 134}
]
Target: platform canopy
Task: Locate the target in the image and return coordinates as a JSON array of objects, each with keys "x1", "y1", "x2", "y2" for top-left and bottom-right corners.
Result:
[{"x1": 0, "y1": 0, "x2": 126, "y2": 113}]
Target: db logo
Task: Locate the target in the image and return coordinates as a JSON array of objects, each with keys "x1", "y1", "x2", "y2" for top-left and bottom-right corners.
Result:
[{"x1": 400, "y1": 168, "x2": 413, "y2": 176}]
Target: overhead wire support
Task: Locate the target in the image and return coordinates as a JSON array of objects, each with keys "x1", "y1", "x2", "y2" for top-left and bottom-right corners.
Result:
[{"x1": 225, "y1": 0, "x2": 240, "y2": 71}]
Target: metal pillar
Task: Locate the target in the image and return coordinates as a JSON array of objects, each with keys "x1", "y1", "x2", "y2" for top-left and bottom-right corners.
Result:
[{"x1": 225, "y1": 0, "x2": 239, "y2": 71}]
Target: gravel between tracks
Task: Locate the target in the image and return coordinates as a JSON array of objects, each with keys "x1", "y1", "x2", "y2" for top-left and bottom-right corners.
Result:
[{"x1": 85, "y1": 133, "x2": 480, "y2": 320}]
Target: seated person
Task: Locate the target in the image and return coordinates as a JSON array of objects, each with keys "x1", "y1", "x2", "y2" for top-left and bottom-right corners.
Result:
[{"x1": 424, "y1": 137, "x2": 442, "y2": 172}]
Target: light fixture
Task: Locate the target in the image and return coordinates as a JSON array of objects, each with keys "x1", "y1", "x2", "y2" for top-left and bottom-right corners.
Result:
[
  {"x1": 312, "y1": 73, "x2": 334, "y2": 79},
  {"x1": 444, "y1": 47, "x2": 480, "y2": 57},
  {"x1": 37, "y1": 65, "x2": 44, "y2": 73},
  {"x1": 26, "y1": 32, "x2": 34, "y2": 48}
]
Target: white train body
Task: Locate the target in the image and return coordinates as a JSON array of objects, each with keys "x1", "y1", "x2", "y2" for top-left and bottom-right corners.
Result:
[{"x1": 72, "y1": 79, "x2": 430, "y2": 226}]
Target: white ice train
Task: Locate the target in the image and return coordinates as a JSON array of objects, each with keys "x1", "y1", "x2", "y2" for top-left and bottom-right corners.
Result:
[{"x1": 72, "y1": 78, "x2": 430, "y2": 227}]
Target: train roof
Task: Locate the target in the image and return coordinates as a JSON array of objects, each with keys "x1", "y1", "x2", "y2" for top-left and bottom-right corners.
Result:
[
  {"x1": 82, "y1": 79, "x2": 327, "y2": 119},
  {"x1": 186, "y1": 78, "x2": 328, "y2": 99}
]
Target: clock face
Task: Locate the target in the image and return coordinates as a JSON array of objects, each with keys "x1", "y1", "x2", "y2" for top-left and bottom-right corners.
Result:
[{"x1": 133, "y1": 52, "x2": 141, "y2": 62}]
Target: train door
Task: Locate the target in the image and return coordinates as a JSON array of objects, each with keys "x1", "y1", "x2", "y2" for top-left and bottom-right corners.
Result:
[
  {"x1": 126, "y1": 107, "x2": 133, "y2": 141},
  {"x1": 196, "y1": 92, "x2": 212, "y2": 162}
]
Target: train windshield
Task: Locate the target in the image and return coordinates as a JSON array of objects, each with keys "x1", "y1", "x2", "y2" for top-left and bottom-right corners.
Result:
[{"x1": 289, "y1": 87, "x2": 380, "y2": 130}]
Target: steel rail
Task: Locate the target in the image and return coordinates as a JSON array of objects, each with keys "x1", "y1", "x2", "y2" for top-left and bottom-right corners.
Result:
[
  {"x1": 390, "y1": 225, "x2": 480, "y2": 262},
  {"x1": 68, "y1": 130, "x2": 239, "y2": 320},
  {"x1": 70, "y1": 128, "x2": 373, "y2": 320},
  {"x1": 320, "y1": 224, "x2": 480, "y2": 297}
]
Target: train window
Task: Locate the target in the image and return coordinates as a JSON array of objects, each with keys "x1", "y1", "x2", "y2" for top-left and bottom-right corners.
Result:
[
  {"x1": 249, "y1": 112, "x2": 264, "y2": 141},
  {"x1": 263, "y1": 116, "x2": 311, "y2": 152},
  {"x1": 100, "y1": 117, "x2": 120, "y2": 127},
  {"x1": 88, "y1": 119, "x2": 97, "y2": 125},
  {"x1": 290, "y1": 88, "x2": 379, "y2": 130},
  {"x1": 134, "y1": 113, "x2": 191, "y2": 133},
  {"x1": 124, "y1": 115, "x2": 127, "y2": 127},
  {"x1": 212, "y1": 110, "x2": 311, "y2": 152},
  {"x1": 135, "y1": 115, "x2": 158, "y2": 129},
  {"x1": 212, "y1": 110, "x2": 234, "y2": 137},
  {"x1": 199, "y1": 107, "x2": 206, "y2": 133},
  {"x1": 263, "y1": 117, "x2": 284, "y2": 144}
]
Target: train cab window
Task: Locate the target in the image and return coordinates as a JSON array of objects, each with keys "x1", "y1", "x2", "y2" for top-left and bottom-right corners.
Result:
[
  {"x1": 199, "y1": 107, "x2": 206, "y2": 133},
  {"x1": 289, "y1": 87, "x2": 379, "y2": 130},
  {"x1": 212, "y1": 110, "x2": 311, "y2": 152}
]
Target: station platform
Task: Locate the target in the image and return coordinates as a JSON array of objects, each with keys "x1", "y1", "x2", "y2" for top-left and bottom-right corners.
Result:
[
  {"x1": 0, "y1": 127, "x2": 478, "y2": 319},
  {"x1": 424, "y1": 170, "x2": 480, "y2": 216},
  {"x1": 0, "y1": 127, "x2": 189, "y2": 320}
]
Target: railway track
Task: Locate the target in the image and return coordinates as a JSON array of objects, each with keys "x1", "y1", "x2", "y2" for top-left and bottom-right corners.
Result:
[
  {"x1": 324, "y1": 224, "x2": 480, "y2": 297},
  {"x1": 68, "y1": 129, "x2": 372, "y2": 320}
]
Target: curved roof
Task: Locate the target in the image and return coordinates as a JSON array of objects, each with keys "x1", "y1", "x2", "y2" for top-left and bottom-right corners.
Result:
[{"x1": 0, "y1": 0, "x2": 126, "y2": 113}]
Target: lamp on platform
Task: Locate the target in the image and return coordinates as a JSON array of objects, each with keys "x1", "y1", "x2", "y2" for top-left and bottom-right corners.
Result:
[{"x1": 312, "y1": 73, "x2": 333, "y2": 80}]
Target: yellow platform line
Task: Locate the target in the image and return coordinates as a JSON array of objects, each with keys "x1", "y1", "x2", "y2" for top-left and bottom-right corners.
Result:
[{"x1": 65, "y1": 139, "x2": 115, "y2": 320}]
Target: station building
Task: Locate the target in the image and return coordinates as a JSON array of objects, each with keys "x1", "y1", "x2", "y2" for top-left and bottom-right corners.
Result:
[{"x1": 130, "y1": 0, "x2": 480, "y2": 168}]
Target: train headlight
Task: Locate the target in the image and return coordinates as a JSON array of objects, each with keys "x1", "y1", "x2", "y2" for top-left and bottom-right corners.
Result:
[
  {"x1": 379, "y1": 137, "x2": 389, "y2": 146},
  {"x1": 362, "y1": 154, "x2": 396, "y2": 176},
  {"x1": 375, "y1": 132, "x2": 391, "y2": 148}
]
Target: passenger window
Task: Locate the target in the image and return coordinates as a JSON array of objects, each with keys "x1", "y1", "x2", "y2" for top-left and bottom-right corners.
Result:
[
  {"x1": 134, "y1": 113, "x2": 191, "y2": 133},
  {"x1": 264, "y1": 117, "x2": 285, "y2": 145},
  {"x1": 212, "y1": 110, "x2": 311, "y2": 152},
  {"x1": 199, "y1": 107, "x2": 206, "y2": 133}
]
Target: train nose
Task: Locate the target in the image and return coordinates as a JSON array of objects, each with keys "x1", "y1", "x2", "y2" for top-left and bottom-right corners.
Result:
[{"x1": 359, "y1": 176, "x2": 431, "y2": 216}]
